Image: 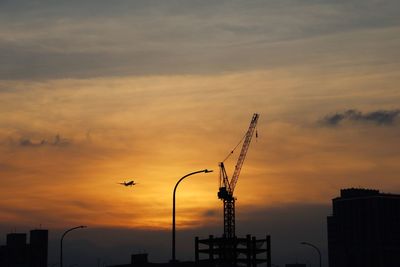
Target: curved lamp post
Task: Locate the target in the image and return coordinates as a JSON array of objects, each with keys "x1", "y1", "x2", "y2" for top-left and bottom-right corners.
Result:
[
  {"x1": 171, "y1": 169, "x2": 213, "y2": 263},
  {"x1": 60, "y1": 225, "x2": 87, "y2": 267},
  {"x1": 300, "y1": 241, "x2": 322, "y2": 267}
]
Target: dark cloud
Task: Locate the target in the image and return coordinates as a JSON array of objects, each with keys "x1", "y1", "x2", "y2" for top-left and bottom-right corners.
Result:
[
  {"x1": 0, "y1": 163, "x2": 17, "y2": 172},
  {"x1": 1, "y1": 0, "x2": 400, "y2": 80},
  {"x1": 320, "y1": 109, "x2": 400, "y2": 126},
  {"x1": 202, "y1": 209, "x2": 218, "y2": 218},
  {"x1": 19, "y1": 134, "x2": 70, "y2": 147},
  {"x1": 19, "y1": 138, "x2": 47, "y2": 147}
]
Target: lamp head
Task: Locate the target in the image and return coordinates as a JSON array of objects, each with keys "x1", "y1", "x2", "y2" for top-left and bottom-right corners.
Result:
[{"x1": 204, "y1": 169, "x2": 213, "y2": 173}]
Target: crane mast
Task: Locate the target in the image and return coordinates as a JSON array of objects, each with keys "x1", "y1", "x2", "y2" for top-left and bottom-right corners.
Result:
[{"x1": 218, "y1": 113, "x2": 259, "y2": 239}]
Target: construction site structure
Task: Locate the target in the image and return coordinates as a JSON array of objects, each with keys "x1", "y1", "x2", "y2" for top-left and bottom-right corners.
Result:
[
  {"x1": 195, "y1": 113, "x2": 269, "y2": 267},
  {"x1": 195, "y1": 234, "x2": 271, "y2": 267}
]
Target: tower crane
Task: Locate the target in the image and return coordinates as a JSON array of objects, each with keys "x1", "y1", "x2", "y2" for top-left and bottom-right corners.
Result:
[{"x1": 218, "y1": 113, "x2": 259, "y2": 239}]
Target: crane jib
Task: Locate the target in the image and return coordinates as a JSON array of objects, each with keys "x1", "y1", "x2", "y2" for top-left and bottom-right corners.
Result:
[{"x1": 229, "y1": 113, "x2": 259, "y2": 194}]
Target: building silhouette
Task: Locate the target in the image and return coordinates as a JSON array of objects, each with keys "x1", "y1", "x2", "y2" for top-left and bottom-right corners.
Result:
[
  {"x1": 29, "y1": 230, "x2": 48, "y2": 267},
  {"x1": 106, "y1": 253, "x2": 200, "y2": 267},
  {"x1": 5, "y1": 233, "x2": 28, "y2": 267},
  {"x1": 327, "y1": 188, "x2": 400, "y2": 267},
  {"x1": 195, "y1": 234, "x2": 271, "y2": 267},
  {"x1": 0, "y1": 229, "x2": 48, "y2": 267}
]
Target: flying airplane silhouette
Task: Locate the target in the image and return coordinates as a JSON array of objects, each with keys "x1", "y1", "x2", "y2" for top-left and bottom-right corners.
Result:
[{"x1": 118, "y1": 180, "x2": 136, "y2": 187}]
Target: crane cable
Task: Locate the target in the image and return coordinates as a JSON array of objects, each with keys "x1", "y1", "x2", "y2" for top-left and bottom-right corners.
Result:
[{"x1": 222, "y1": 126, "x2": 258, "y2": 163}]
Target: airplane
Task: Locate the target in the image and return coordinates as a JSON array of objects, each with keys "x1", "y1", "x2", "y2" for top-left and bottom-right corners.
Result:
[{"x1": 118, "y1": 180, "x2": 136, "y2": 187}]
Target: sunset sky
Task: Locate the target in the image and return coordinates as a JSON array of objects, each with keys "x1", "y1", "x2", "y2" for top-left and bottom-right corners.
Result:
[{"x1": 1, "y1": 0, "x2": 400, "y2": 266}]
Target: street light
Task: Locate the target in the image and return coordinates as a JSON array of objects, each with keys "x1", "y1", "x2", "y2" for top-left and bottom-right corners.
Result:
[
  {"x1": 60, "y1": 225, "x2": 87, "y2": 267},
  {"x1": 171, "y1": 169, "x2": 213, "y2": 263},
  {"x1": 300, "y1": 241, "x2": 322, "y2": 267}
]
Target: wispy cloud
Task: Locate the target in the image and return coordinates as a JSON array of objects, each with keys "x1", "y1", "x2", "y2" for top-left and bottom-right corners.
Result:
[{"x1": 320, "y1": 109, "x2": 400, "y2": 126}]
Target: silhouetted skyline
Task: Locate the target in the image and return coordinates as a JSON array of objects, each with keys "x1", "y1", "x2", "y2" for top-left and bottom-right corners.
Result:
[{"x1": 3, "y1": 188, "x2": 399, "y2": 266}]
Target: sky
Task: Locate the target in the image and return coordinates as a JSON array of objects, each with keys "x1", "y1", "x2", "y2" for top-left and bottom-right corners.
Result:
[{"x1": 1, "y1": 0, "x2": 400, "y2": 266}]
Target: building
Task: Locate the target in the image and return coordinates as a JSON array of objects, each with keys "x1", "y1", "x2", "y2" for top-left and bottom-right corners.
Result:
[
  {"x1": 0, "y1": 229, "x2": 48, "y2": 267},
  {"x1": 195, "y1": 234, "x2": 271, "y2": 267},
  {"x1": 327, "y1": 188, "x2": 400, "y2": 267},
  {"x1": 29, "y1": 230, "x2": 48, "y2": 267},
  {"x1": 0, "y1": 245, "x2": 6, "y2": 266},
  {"x1": 6, "y1": 233, "x2": 28, "y2": 267},
  {"x1": 106, "y1": 253, "x2": 199, "y2": 267}
]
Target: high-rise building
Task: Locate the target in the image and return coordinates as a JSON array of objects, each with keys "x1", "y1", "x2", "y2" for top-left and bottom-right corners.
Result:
[
  {"x1": 6, "y1": 233, "x2": 28, "y2": 267},
  {"x1": 29, "y1": 230, "x2": 48, "y2": 267},
  {"x1": 0, "y1": 245, "x2": 7, "y2": 266},
  {"x1": 0, "y1": 230, "x2": 48, "y2": 267},
  {"x1": 327, "y1": 188, "x2": 400, "y2": 267}
]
